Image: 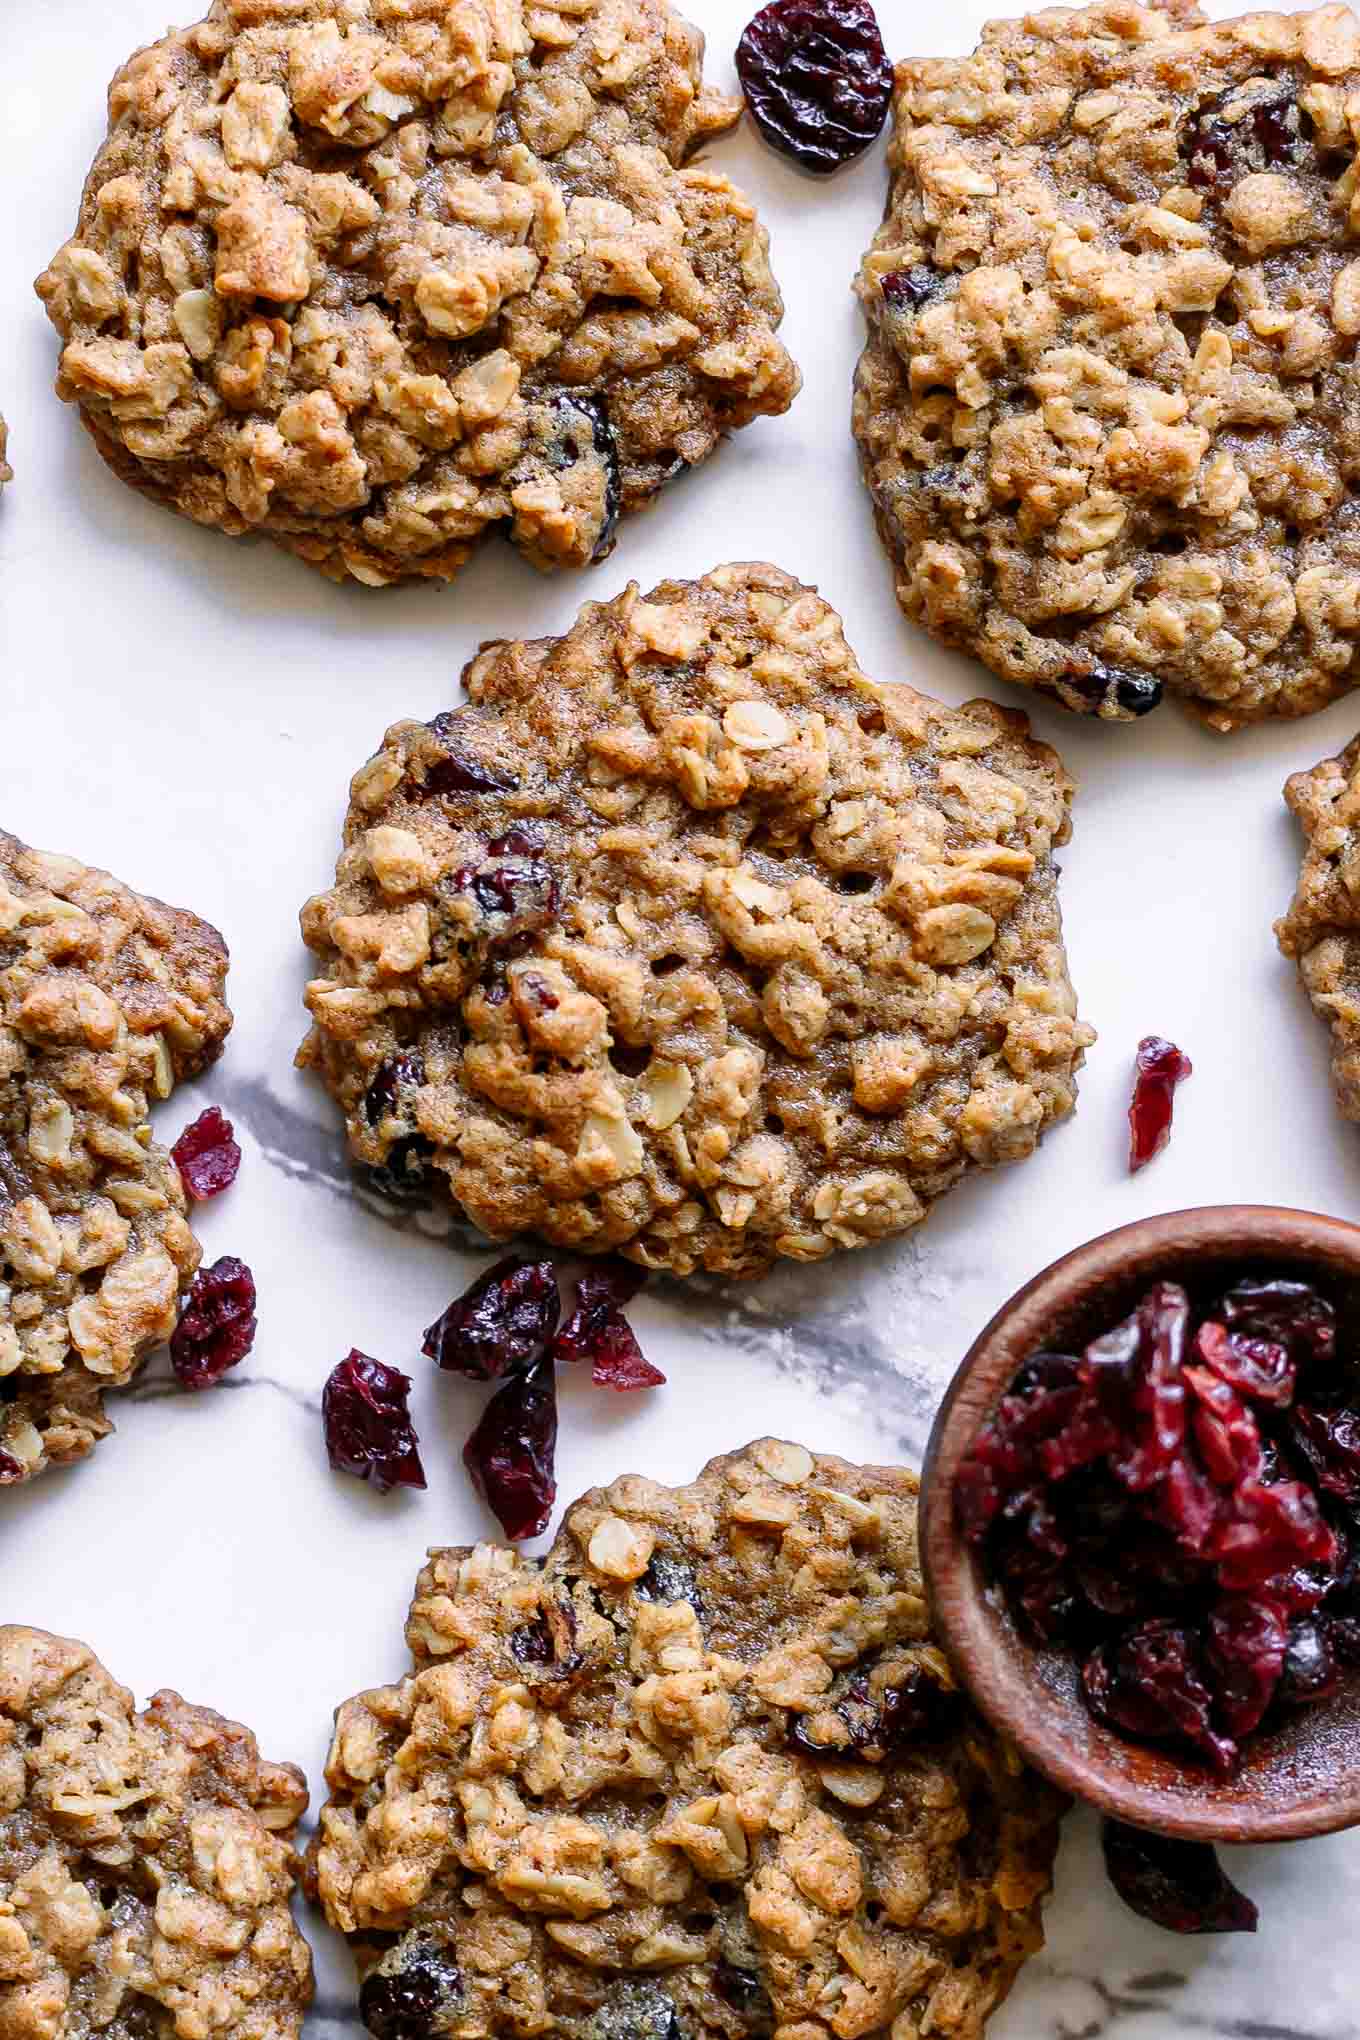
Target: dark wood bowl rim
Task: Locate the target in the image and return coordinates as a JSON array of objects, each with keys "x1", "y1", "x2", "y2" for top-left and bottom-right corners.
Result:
[{"x1": 920, "y1": 1205, "x2": 1360, "y2": 1844}]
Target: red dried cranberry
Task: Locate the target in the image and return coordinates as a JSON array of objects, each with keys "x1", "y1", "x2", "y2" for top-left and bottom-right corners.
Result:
[
  {"x1": 1185, "y1": 1367, "x2": 1265, "y2": 1486},
  {"x1": 171, "y1": 1107, "x2": 241, "y2": 1202},
  {"x1": 1108, "y1": 1283, "x2": 1190, "y2": 1495},
  {"x1": 1059, "y1": 658, "x2": 1163, "y2": 720},
  {"x1": 510, "y1": 1600, "x2": 580, "y2": 1677},
  {"x1": 714, "y1": 1963, "x2": 768, "y2": 2015},
  {"x1": 878, "y1": 1666, "x2": 962, "y2": 1745},
  {"x1": 359, "y1": 1941, "x2": 462, "y2": 2040},
  {"x1": 1211, "y1": 1478, "x2": 1338, "y2": 1594},
  {"x1": 544, "y1": 394, "x2": 620, "y2": 561},
  {"x1": 487, "y1": 823, "x2": 547, "y2": 858},
  {"x1": 1182, "y1": 112, "x2": 1236, "y2": 190},
  {"x1": 463, "y1": 1354, "x2": 557, "y2": 1540},
  {"x1": 1219, "y1": 1278, "x2": 1335, "y2": 1377},
  {"x1": 170, "y1": 1257, "x2": 256, "y2": 1389},
  {"x1": 423, "y1": 1257, "x2": 560, "y2": 1380},
  {"x1": 1101, "y1": 1821, "x2": 1257, "y2": 1935},
  {"x1": 362, "y1": 1135, "x2": 435, "y2": 1205},
  {"x1": 0, "y1": 1451, "x2": 23, "y2": 1484},
  {"x1": 1288, "y1": 1406, "x2": 1360, "y2": 1503},
  {"x1": 1127, "y1": 1037, "x2": 1193, "y2": 1172},
  {"x1": 363, "y1": 1052, "x2": 425, "y2": 1127},
  {"x1": 881, "y1": 265, "x2": 942, "y2": 311},
  {"x1": 323, "y1": 1352, "x2": 426, "y2": 1494},
  {"x1": 1205, "y1": 1596, "x2": 1286, "y2": 1738},
  {"x1": 1084, "y1": 1621, "x2": 1236, "y2": 1775},
  {"x1": 551, "y1": 1265, "x2": 662, "y2": 1390},
  {"x1": 1193, "y1": 1319, "x2": 1295, "y2": 1407},
  {"x1": 422, "y1": 715, "x2": 518, "y2": 797},
  {"x1": 1278, "y1": 1617, "x2": 1339, "y2": 1706},
  {"x1": 736, "y1": 0, "x2": 893, "y2": 174},
  {"x1": 456, "y1": 852, "x2": 562, "y2": 953}
]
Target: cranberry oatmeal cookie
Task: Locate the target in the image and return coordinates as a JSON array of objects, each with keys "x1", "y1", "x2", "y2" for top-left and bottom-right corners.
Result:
[
  {"x1": 0, "y1": 833, "x2": 231, "y2": 1484},
  {"x1": 297, "y1": 563, "x2": 1093, "y2": 1278},
  {"x1": 854, "y1": 0, "x2": 1360, "y2": 730},
  {"x1": 309, "y1": 1439, "x2": 1065, "y2": 2040},
  {"x1": 34, "y1": 0, "x2": 799, "y2": 589},
  {"x1": 1277, "y1": 731, "x2": 1360, "y2": 1119},
  {"x1": 0, "y1": 1625, "x2": 313, "y2": 2040}
]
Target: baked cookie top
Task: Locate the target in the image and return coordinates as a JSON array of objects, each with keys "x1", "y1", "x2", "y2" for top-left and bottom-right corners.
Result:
[
  {"x1": 297, "y1": 562, "x2": 1093, "y2": 1278},
  {"x1": 35, "y1": 0, "x2": 799, "y2": 589},
  {"x1": 1277, "y1": 731, "x2": 1360, "y2": 1117},
  {"x1": 854, "y1": 0, "x2": 1360, "y2": 730},
  {"x1": 0, "y1": 832, "x2": 231, "y2": 1482},
  {"x1": 309, "y1": 1439, "x2": 1065, "y2": 2040},
  {"x1": 0, "y1": 1625, "x2": 312, "y2": 2040}
]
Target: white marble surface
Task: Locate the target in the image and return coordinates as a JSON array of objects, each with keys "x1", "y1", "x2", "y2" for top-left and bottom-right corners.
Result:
[{"x1": 5, "y1": 0, "x2": 1360, "y2": 2033}]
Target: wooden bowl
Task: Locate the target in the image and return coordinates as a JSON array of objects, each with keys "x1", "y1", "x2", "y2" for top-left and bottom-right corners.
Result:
[{"x1": 920, "y1": 1206, "x2": 1360, "y2": 1843}]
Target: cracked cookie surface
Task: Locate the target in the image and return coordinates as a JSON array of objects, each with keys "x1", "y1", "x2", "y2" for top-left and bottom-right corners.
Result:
[
  {"x1": 1277, "y1": 731, "x2": 1360, "y2": 1118},
  {"x1": 35, "y1": 0, "x2": 798, "y2": 589},
  {"x1": 0, "y1": 833, "x2": 231, "y2": 1483},
  {"x1": 854, "y1": 0, "x2": 1360, "y2": 730},
  {"x1": 297, "y1": 562, "x2": 1092, "y2": 1279},
  {"x1": 309, "y1": 1439, "x2": 1065, "y2": 2040},
  {"x1": 0, "y1": 1625, "x2": 312, "y2": 2040}
]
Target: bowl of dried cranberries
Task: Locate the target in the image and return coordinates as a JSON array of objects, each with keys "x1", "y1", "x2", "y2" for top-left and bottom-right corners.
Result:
[{"x1": 920, "y1": 1206, "x2": 1360, "y2": 1844}]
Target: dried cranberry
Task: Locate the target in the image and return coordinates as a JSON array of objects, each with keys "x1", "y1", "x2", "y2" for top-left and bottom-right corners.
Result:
[
  {"x1": 1059, "y1": 658, "x2": 1163, "y2": 720},
  {"x1": 456, "y1": 851, "x2": 562, "y2": 954},
  {"x1": 0, "y1": 1451, "x2": 23, "y2": 1484},
  {"x1": 1182, "y1": 112, "x2": 1236, "y2": 191},
  {"x1": 1185, "y1": 1367, "x2": 1265, "y2": 1486},
  {"x1": 881, "y1": 265, "x2": 942, "y2": 311},
  {"x1": 363, "y1": 1052, "x2": 425, "y2": 1128},
  {"x1": 550, "y1": 1265, "x2": 661, "y2": 1389},
  {"x1": 1289, "y1": 1406, "x2": 1360, "y2": 1503},
  {"x1": 1127, "y1": 1037, "x2": 1193, "y2": 1172},
  {"x1": 1211, "y1": 1476, "x2": 1337, "y2": 1592},
  {"x1": 487, "y1": 823, "x2": 547, "y2": 858},
  {"x1": 510, "y1": 1599, "x2": 581, "y2": 1677},
  {"x1": 736, "y1": 0, "x2": 893, "y2": 174},
  {"x1": 463, "y1": 1354, "x2": 558, "y2": 1540},
  {"x1": 423, "y1": 1257, "x2": 560, "y2": 1380},
  {"x1": 1193, "y1": 1319, "x2": 1295, "y2": 1407},
  {"x1": 544, "y1": 394, "x2": 620, "y2": 562},
  {"x1": 362, "y1": 1135, "x2": 435, "y2": 1205},
  {"x1": 1219, "y1": 1278, "x2": 1335, "y2": 1377},
  {"x1": 423, "y1": 715, "x2": 518, "y2": 797},
  {"x1": 714, "y1": 1962, "x2": 768, "y2": 2015},
  {"x1": 636, "y1": 1554, "x2": 704, "y2": 1612},
  {"x1": 323, "y1": 1352, "x2": 426, "y2": 1494},
  {"x1": 171, "y1": 1107, "x2": 241, "y2": 1202},
  {"x1": 1205, "y1": 1596, "x2": 1286, "y2": 1738},
  {"x1": 1084, "y1": 1621, "x2": 1236, "y2": 1774},
  {"x1": 1101, "y1": 1821, "x2": 1257, "y2": 1935},
  {"x1": 359, "y1": 1941, "x2": 462, "y2": 2040},
  {"x1": 1278, "y1": 1617, "x2": 1339, "y2": 1706},
  {"x1": 878, "y1": 1666, "x2": 962, "y2": 1745},
  {"x1": 170, "y1": 1256, "x2": 256, "y2": 1389}
]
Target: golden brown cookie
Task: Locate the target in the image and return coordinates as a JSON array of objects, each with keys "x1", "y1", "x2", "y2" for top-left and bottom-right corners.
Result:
[
  {"x1": 855, "y1": 0, "x2": 1360, "y2": 730},
  {"x1": 0, "y1": 1624, "x2": 312, "y2": 2040},
  {"x1": 35, "y1": 0, "x2": 799, "y2": 588},
  {"x1": 0, "y1": 832, "x2": 231, "y2": 1481},
  {"x1": 297, "y1": 563, "x2": 1093, "y2": 1278},
  {"x1": 309, "y1": 1440, "x2": 1065, "y2": 2040}
]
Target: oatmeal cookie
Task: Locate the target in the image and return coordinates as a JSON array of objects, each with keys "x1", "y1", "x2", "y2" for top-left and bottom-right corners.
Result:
[
  {"x1": 309, "y1": 1439, "x2": 1065, "y2": 2040},
  {"x1": 1276, "y1": 731, "x2": 1360, "y2": 1118},
  {"x1": 854, "y1": 0, "x2": 1360, "y2": 730},
  {"x1": 0, "y1": 1625, "x2": 312, "y2": 2040},
  {"x1": 0, "y1": 833, "x2": 232, "y2": 1483},
  {"x1": 34, "y1": 0, "x2": 799, "y2": 590},
  {"x1": 297, "y1": 562, "x2": 1093, "y2": 1279}
]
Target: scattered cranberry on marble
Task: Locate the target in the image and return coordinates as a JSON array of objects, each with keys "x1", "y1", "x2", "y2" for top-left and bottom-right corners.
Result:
[
  {"x1": 323, "y1": 1352, "x2": 426, "y2": 1494},
  {"x1": 170, "y1": 1256, "x2": 257, "y2": 1388},
  {"x1": 1102, "y1": 1820, "x2": 1257, "y2": 1936},
  {"x1": 1128, "y1": 1037, "x2": 1193, "y2": 1172},
  {"x1": 463, "y1": 1355, "x2": 559, "y2": 1542},
  {"x1": 171, "y1": 1106, "x2": 241, "y2": 1201}
]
